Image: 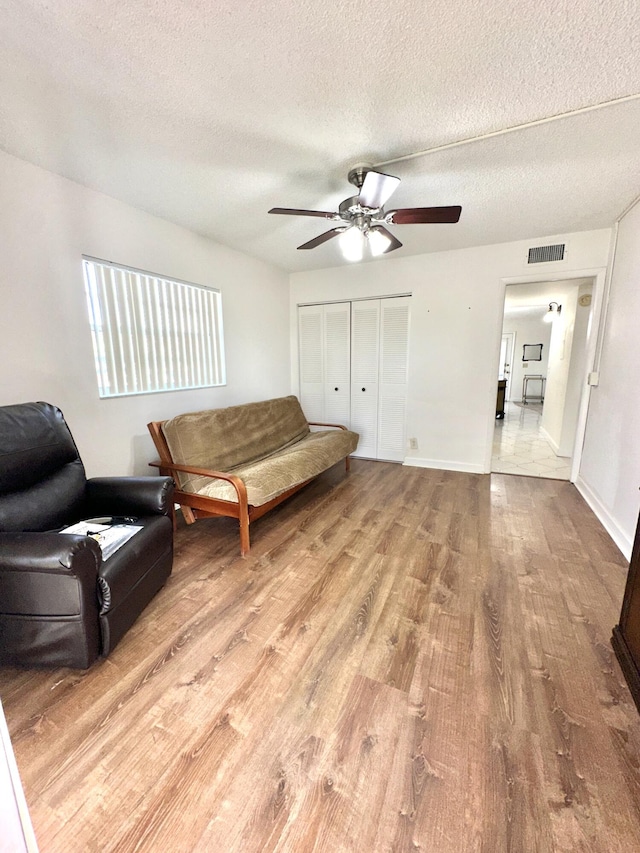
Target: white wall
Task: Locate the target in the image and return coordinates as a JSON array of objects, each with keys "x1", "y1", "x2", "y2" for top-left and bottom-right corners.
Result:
[
  {"x1": 0, "y1": 150, "x2": 291, "y2": 476},
  {"x1": 540, "y1": 284, "x2": 593, "y2": 457},
  {"x1": 541, "y1": 288, "x2": 580, "y2": 455},
  {"x1": 557, "y1": 283, "x2": 593, "y2": 457},
  {"x1": 578, "y1": 204, "x2": 640, "y2": 558},
  {"x1": 501, "y1": 312, "x2": 551, "y2": 403},
  {"x1": 290, "y1": 230, "x2": 611, "y2": 474}
]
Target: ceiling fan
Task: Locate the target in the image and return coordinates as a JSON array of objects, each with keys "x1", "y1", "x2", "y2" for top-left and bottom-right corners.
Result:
[{"x1": 268, "y1": 164, "x2": 461, "y2": 260}]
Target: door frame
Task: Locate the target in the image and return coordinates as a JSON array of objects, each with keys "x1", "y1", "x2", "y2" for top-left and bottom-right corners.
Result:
[
  {"x1": 488, "y1": 266, "x2": 608, "y2": 481},
  {"x1": 499, "y1": 331, "x2": 516, "y2": 401}
]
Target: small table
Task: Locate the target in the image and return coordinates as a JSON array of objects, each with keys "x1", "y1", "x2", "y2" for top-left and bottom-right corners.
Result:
[{"x1": 522, "y1": 374, "x2": 545, "y2": 405}]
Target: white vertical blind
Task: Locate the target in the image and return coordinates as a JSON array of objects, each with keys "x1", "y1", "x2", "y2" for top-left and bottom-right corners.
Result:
[{"x1": 82, "y1": 258, "x2": 225, "y2": 398}]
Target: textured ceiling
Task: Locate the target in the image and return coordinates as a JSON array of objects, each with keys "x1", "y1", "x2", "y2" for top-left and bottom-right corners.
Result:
[{"x1": 1, "y1": 0, "x2": 639, "y2": 272}]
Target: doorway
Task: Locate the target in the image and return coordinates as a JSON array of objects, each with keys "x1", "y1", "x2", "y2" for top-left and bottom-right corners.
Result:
[{"x1": 491, "y1": 277, "x2": 595, "y2": 480}]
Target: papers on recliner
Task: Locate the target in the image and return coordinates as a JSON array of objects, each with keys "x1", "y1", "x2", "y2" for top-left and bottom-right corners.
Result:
[{"x1": 60, "y1": 521, "x2": 142, "y2": 560}]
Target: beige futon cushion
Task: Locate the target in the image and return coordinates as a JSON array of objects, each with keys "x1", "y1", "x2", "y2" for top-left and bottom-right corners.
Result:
[
  {"x1": 162, "y1": 396, "x2": 310, "y2": 473},
  {"x1": 160, "y1": 395, "x2": 358, "y2": 505},
  {"x1": 192, "y1": 428, "x2": 358, "y2": 506}
]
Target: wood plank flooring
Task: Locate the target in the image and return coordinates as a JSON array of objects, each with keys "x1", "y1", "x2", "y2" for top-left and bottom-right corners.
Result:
[{"x1": 1, "y1": 460, "x2": 640, "y2": 852}]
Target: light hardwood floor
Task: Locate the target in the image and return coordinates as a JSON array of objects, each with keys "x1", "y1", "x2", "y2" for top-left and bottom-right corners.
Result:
[{"x1": 1, "y1": 460, "x2": 639, "y2": 852}]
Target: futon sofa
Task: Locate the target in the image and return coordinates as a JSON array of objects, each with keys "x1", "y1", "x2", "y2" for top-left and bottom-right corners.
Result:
[{"x1": 148, "y1": 395, "x2": 359, "y2": 555}]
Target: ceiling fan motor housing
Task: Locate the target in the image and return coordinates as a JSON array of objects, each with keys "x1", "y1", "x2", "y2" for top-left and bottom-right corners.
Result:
[
  {"x1": 339, "y1": 195, "x2": 361, "y2": 216},
  {"x1": 338, "y1": 196, "x2": 387, "y2": 237},
  {"x1": 347, "y1": 163, "x2": 374, "y2": 191}
]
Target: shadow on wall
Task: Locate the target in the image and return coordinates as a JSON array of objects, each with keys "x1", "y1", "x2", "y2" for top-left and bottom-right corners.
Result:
[{"x1": 132, "y1": 432, "x2": 158, "y2": 476}]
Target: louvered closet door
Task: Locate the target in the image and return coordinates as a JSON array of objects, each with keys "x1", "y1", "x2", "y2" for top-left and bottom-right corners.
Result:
[
  {"x1": 350, "y1": 299, "x2": 380, "y2": 458},
  {"x1": 298, "y1": 305, "x2": 324, "y2": 422},
  {"x1": 377, "y1": 296, "x2": 410, "y2": 462},
  {"x1": 299, "y1": 297, "x2": 409, "y2": 460},
  {"x1": 323, "y1": 303, "x2": 351, "y2": 424}
]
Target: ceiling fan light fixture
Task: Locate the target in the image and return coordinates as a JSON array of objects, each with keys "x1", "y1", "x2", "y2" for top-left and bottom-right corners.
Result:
[
  {"x1": 339, "y1": 226, "x2": 365, "y2": 262},
  {"x1": 367, "y1": 227, "x2": 392, "y2": 256}
]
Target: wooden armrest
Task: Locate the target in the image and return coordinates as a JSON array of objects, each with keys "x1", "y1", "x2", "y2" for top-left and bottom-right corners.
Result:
[
  {"x1": 148, "y1": 461, "x2": 248, "y2": 502},
  {"x1": 307, "y1": 421, "x2": 348, "y2": 430}
]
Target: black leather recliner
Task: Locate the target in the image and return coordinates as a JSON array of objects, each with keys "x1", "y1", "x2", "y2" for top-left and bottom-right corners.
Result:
[{"x1": 0, "y1": 401, "x2": 174, "y2": 669}]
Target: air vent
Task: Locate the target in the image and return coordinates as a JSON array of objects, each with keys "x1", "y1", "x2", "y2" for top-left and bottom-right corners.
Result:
[{"x1": 527, "y1": 243, "x2": 565, "y2": 264}]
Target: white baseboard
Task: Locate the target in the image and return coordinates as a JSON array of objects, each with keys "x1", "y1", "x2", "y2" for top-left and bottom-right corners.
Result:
[
  {"x1": 539, "y1": 425, "x2": 560, "y2": 455},
  {"x1": 574, "y1": 475, "x2": 633, "y2": 561},
  {"x1": 403, "y1": 457, "x2": 486, "y2": 475},
  {"x1": 539, "y1": 426, "x2": 572, "y2": 460}
]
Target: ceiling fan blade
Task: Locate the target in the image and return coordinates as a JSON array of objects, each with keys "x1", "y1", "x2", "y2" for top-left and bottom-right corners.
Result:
[
  {"x1": 357, "y1": 170, "x2": 401, "y2": 209},
  {"x1": 297, "y1": 228, "x2": 344, "y2": 250},
  {"x1": 388, "y1": 205, "x2": 462, "y2": 225},
  {"x1": 269, "y1": 207, "x2": 336, "y2": 218},
  {"x1": 370, "y1": 225, "x2": 402, "y2": 253}
]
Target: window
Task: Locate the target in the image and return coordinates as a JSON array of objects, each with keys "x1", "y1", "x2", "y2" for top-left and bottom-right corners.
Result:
[{"x1": 82, "y1": 258, "x2": 225, "y2": 398}]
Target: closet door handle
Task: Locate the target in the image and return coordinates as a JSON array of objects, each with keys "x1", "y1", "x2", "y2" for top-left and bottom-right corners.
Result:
[
  {"x1": 334, "y1": 387, "x2": 339, "y2": 391},
  {"x1": 361, "y1": 387, "x2": 366, "y2": 392}
]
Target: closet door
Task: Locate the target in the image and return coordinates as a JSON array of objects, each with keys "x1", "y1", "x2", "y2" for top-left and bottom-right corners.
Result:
[
  {"x1": 298, "y1": 304, "x2": 324, "y2": 422},
  {"x1": 298, "y1": 303, "x2": 351, "y2": 425},
  {"x1": 377, "y1": 296, "x2": 410, "y2": 462},
  {"x1": 300, "y1": 297, "x2": 410, "y2": 461},
  {"x1": 323, "y1": 302, "x2": 351, "y2": 424},
  {"x1": 350, "y1": 299, "x2": 380, "y2": 458}
]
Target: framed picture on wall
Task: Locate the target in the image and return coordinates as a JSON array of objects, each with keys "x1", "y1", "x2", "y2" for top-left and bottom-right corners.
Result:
[{"x1": 522, "y1": 343, "x2": 543, "y2": 361}]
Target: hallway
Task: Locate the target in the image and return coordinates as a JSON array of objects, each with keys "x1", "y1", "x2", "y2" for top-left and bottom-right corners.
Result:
[{"x1": 492, "y1": 400, "x2": 571, "y2": 479}]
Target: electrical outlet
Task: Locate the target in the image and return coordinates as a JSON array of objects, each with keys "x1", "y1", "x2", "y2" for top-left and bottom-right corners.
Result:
[{"x1": 409, "y1": 437, "x2": 418, "y2": 450}]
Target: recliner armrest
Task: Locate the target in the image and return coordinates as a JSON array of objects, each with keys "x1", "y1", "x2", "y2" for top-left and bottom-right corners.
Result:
[
  {"x1": 85, "y1": 476, "x2": 174, "y2": 518},
  {"x1": 0, "y1": 532, "x2": 103, "y2": 668},
  {"x1": 0, "y1": 532, "x2": 101, "y2": 575},
  {"x1": 0, "y1": 532, "x2": 102, "y2": 619}
]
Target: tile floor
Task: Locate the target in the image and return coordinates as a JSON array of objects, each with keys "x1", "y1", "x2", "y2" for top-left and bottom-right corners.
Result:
[{"x1": 492, "y1": 401, "x2": 571, "y2": 480}]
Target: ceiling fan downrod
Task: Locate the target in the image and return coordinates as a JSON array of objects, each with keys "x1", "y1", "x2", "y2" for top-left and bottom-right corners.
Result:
[{"x1": 347, "y1": 163, "x2": 374, "y2": 192}]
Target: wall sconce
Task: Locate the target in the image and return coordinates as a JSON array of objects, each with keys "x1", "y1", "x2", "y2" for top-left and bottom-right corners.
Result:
[{"x1": 543, "y1": 301, "x2": 562, "y2": 323}]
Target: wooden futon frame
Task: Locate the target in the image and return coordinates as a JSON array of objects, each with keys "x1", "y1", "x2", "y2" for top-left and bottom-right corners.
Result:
[{"x1": 147, "y1": 419, "x2": 351, "y2": 556}]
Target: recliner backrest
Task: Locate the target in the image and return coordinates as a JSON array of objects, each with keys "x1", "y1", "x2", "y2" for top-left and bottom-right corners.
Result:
[{"x1": 0, "y1": 402, "x2": 87, "y2": 531}]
